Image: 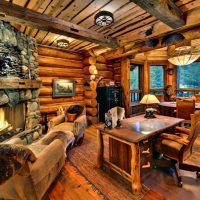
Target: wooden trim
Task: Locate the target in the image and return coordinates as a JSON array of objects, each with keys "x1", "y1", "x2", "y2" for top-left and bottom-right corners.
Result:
[
  {"x1": 130, "y1": 0, "x2": 185, "y2": 29},
  {"x1": 0, "y1": 78, "x2": 42, "y2": 89},
  {"x1": 0, "y1": 1, "x2": 118, "y2": 48}
]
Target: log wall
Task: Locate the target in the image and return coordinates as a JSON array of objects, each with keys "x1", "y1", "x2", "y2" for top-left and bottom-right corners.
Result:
[
  {"x1": 83, "y1": 54, "x2": 115, "y2": 124},
  {"x1": 38, "y1": 45, "x2": 84, "y2": 118}
]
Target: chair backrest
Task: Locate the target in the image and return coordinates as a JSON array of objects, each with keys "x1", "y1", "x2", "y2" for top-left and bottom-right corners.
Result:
[
  {"x1": 156, "y1": 94, "x2": 164, "y2": 102},
  {"x1": 194, "y1": 94, "x2": 200, "y2": 103},
  {"x1": 176, "y1": 98, "x2": 195, "y2": 120},
  {"x1": 183, "y1": 111, "x2": 200, "y2": 159}
]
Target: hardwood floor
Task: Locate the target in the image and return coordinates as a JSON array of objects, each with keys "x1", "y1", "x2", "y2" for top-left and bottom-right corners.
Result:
[{"x1": 49, "y1": 126, "x2": 200, "y2": 200}]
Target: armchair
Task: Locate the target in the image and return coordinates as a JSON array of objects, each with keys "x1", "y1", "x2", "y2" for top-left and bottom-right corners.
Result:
[
  {"x1": 0, "y1": 130, "x2": 73, "y2": 200},
  {"x1": 155, "y1": 110, "x2": 200, "y2": 187},
  {"x1": 48, "y1": 105, "x2": 87, "y2": 145}
]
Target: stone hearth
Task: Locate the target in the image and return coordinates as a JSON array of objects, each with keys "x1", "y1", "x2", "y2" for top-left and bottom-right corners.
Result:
[{"x1": 0, "y1": 20, "x2": 42, "y2": 144}]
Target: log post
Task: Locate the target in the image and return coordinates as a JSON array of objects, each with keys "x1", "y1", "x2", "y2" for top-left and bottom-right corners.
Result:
[
  {"x1": 143, "y1": 60, "x2": 149, "y2": 94},
  {"x1": 96, "y1": 129, "x2": 104, "y2": 168},
  {"x1": 121, "y1": 58, "x2": 130, "y2": 117},
  {"x1": 131, "y1": 143, "x2": 141, "y2": 195}
]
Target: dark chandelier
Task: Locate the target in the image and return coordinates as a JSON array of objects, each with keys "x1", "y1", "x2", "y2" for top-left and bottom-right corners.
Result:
[{"x1": 94, "y1": 11, "x2": 114, "y2": 27}]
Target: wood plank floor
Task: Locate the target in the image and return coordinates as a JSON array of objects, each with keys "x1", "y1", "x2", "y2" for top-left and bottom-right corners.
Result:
[{"x1": 49, "y1": 126, "x2": 200, "y2": 200}]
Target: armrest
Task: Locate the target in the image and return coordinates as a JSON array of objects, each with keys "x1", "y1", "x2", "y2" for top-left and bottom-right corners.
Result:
[
  {"x1": 175, "y1": 126, "x2": 190, "y2": 135},
  {"x1": 30, "y1": 139, "x2": 65, "y2": 184},
  {"x1": 73, "y1": 115, "x2": 87, "y2": 137},
  {"x1": 4, "y1": 138, "x2": 24, "y2": 145},
  {"x1": 48, "y1": 114, "x2": 65, "y2": 130},
  {"x1": 0, "y1": 144, "x2": 36, "y2": 184},
  {"x1": 160, "y1": 133, "x2": 189, "y2": 145}
]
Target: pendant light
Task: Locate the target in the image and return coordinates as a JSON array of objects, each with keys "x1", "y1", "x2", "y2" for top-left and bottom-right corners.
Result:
[
  {"x1": 168, "y1": 46, "x2": 200, "y2": 66},
  {"x1": 94, "y1": 11, "x2": 114, "y2": 27}
]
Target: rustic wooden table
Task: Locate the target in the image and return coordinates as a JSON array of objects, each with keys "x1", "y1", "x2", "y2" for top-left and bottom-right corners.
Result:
[
  {"x1": 95, "y1": 114, "x2": 184, "y2": 195},
  {"x1": 159, "y1": 102, "x2": 200, "y2": 117}
]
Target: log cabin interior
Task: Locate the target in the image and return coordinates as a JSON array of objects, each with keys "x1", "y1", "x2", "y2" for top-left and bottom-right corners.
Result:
[{"x1": 0, "y1": 0, "x2": 200, "y2": 199}]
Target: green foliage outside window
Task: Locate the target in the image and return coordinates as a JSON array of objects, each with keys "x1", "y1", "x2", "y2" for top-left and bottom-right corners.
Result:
[
  {"x1": 177, "y1": 62, "x2": 200, "y2": 88},
  {"x1": 150, "y1": 65, "x2": 164, "y2": 89},
  {"x1": 130, "y1": 65, "x2": 139, "y2": 90}
]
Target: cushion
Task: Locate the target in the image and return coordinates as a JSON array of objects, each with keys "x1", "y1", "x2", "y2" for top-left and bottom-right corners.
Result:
[
  {"x1": 66, "y1": 113, "x2": 77, "y2": 122},
  {"x1": 65, "y1": 105, "x2": 84, "y2": 122},
  {"x1": 160, "y1": 139, "x2": 183, "y2": 160},
  {"x1": 0, "y1": 144, "x2": 36, "y2": 185}
]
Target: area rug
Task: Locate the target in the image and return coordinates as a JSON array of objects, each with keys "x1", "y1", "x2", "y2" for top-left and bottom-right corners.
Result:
[{"x1": 68, "y1": 133, "x2": 165, "y2": 200}]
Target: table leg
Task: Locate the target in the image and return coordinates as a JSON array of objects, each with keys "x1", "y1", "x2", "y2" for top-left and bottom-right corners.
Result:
[
  {"x1": 131, "y1": 143, "x2": 141, "y2": 195},
  {"x1": 96, "y1": 129, "x2": 104, "y2": 168}
]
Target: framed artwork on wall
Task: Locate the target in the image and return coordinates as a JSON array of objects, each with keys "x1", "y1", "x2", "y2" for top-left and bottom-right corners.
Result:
[{"x1": 53, "y1": 79, "x2": 76, "y2": 97}]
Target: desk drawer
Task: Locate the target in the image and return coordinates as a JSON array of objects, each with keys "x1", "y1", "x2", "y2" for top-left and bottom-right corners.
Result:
[{"x1": 139, "y1": 139, "x2": 152, "y2": 153}]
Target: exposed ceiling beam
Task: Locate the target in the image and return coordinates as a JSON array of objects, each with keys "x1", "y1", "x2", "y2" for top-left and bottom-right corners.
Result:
[
  {"x1": 0, "y1": 0, "x2": 118, "y2": 49},
  {"x1": 103, "y1": 26, "x2": 200, "y2": 60},
  {"x1": 130, "y1": 0, "x2": 185, "y2": 29}
]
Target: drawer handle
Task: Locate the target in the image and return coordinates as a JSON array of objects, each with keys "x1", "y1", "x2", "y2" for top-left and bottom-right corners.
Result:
[
  {"x1": 142, "y1": 162, "x2": 151, "y2": 169},
  {"x1": 143, "y1": 139, "x2": 149, "y2": 144},
  {"x1": 142, "y1": 148, "x2": 150, "y2": 154}
]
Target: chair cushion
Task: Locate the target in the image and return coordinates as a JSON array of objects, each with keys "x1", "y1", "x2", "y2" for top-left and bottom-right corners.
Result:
[
  {"x1": 160, "y1": 139, "x2": 183, "y2": 160},
  {"x1": 28, "y1": 144, "x2": 47, "y2": 157}
]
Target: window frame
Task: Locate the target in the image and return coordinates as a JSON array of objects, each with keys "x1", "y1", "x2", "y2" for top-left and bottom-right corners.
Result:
[
  {"x1": 176, "y1": 62, "x2": 200, "y2": 97},
  {"x1": 149, "y1": 64, "x2": 166, "y2": 95},
  {"x1": 130, "y1": 63, "x2": 143, "y2": 103}
]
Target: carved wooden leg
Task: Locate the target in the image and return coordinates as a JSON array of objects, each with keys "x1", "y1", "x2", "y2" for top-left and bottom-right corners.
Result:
[
  {"x1": 131, "y1": 143, "x2": 141, "y2": 195},
  {"x1": 96, "y1": 129, "x2": 104, "y2": 168},
  {"x1": 174, "y1": 162, "x2": 182, "y2": 187}
]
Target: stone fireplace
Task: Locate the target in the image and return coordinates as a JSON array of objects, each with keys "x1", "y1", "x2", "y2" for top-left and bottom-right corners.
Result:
[{"x1": 0, "y1": 20, "x2": 42, "y2": 144}]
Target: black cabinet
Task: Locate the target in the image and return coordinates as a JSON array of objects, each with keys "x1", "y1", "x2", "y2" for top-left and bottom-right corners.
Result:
[{"x1": 97, "y1": 86, "x2": 123, "y2": 122}]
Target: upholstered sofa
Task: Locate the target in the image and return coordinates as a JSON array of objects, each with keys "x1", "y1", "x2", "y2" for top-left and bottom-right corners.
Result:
[
  {"x1": 48, "y1": 105, "x2": 87, "y2": 144},
  {"x1": 0, "y1": 129, "x2": 74, "y2": 200}
]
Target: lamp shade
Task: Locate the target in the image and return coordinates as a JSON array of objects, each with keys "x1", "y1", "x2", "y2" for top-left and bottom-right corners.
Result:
[
  {"x1": 168, "y1": 46, "x2": 200, "y2": 66},
  {"x1": 140, "y1": 94, "x2": 160, "y2": 104}
]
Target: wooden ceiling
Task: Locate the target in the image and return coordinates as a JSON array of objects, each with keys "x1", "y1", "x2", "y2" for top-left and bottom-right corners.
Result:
[{"x1": 5, "y1": 0, "x2": 200, "y2": 52}]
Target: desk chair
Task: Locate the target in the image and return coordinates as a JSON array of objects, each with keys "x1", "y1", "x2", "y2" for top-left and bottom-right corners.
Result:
[
  {"x1": 155, "y1": 111, "x2": 200, "y2": 187},
  {"x1": 176, "y1": 98, "x2": 195, "y2": 126}
]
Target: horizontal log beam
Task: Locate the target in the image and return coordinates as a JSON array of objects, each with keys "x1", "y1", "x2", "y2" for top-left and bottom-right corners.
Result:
[
  {"x1": 0, "y1": 1, "x2": 118, "y2": 48},
  {"x1": 38, "y1": 56, "x2": 83, "y2": 68},
  {"x1": 130, "y1": 0, "x2": 185, "y2": 29},
  {"x1": 38, "y1": 45, "x2": 82, "y2": 61},
  {"x1": 103, "y1": 26, "x2": 200, "y2": 60}
]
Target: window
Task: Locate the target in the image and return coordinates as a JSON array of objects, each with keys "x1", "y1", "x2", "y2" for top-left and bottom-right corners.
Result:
[
  {"x1": 130, "y1": 65, "x2": 139, "y2": 90},
  {"x1": 177, "y1": 62, "x2": 200, "y2": 97},
  {"x1": 150, "y1": 65, "x2": 164, "y2": 95},
  {"x1": 130, "y1": 64, "x2": 142, "y2": 102}
]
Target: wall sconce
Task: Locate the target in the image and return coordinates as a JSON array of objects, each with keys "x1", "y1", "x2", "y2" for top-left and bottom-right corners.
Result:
[
  {"x1": 57, "y1": 39, "x2": 69, "y2": 48},
  {"x1": 166, "y1": 68, "x2": 174, "y2": 75}
]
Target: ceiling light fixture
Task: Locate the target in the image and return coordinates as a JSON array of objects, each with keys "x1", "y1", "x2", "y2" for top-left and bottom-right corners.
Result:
[
  {"x1": 57, "y1": 39, "x2": 69, "y2": 48},
  {"x1": 94, "y1": 11, "x2": 114, "y2": 27},
  {"x1": 168, "y1": 46, "x2": 200, "y2": 66}
]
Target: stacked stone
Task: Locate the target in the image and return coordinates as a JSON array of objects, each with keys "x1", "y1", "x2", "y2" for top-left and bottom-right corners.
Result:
[
  {"x1": 0, "y1": 20, "x2": 38, "y2": 80},
  {"x1": 0, "y1": 20, "x2": 41, "y2": 144}
]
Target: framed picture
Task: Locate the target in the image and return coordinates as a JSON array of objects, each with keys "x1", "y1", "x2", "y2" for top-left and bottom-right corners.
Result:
[{"x1": 53, "y1": 79, "x2": 76, "y2": 97}]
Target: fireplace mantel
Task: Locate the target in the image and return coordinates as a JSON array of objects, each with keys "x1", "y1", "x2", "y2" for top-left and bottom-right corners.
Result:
[{"x1": 0, "y1": 78, "x2": 42, "y2": 89}]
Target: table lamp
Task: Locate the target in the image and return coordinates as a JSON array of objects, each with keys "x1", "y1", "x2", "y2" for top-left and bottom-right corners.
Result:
[{"x1": 140, "y1": 94, "x2": 160, "y2": 118}]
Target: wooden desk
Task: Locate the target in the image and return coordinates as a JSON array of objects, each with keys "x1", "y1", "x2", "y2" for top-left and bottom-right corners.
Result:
[
  {"x1": 95, "y1": 115, "x2": 184, "y2": 195},
  {"x1": 159, "y1": 102, "x2": 200, "y2": 117}
]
